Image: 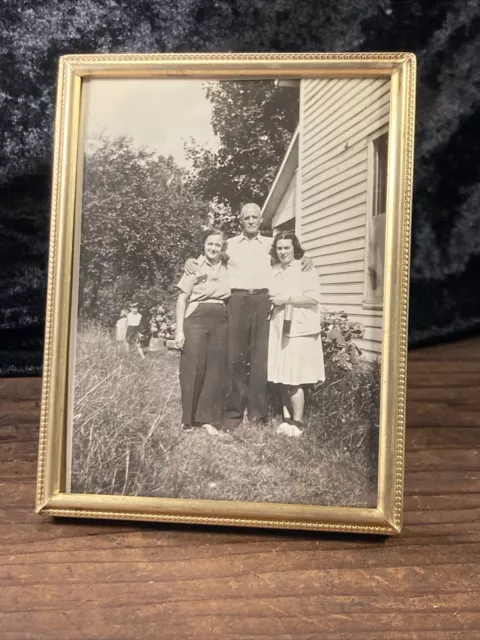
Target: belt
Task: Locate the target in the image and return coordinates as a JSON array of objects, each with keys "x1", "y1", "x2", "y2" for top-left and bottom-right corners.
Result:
[{"x1": 231, "y1": 288, "x2": 269, "y2": 295}]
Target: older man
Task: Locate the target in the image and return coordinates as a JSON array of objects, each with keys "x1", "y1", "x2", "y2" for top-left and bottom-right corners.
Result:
[
  {"x1": 222, "y1": 202, "x2": 273, "y2": 428},
  {"x1": 185, "y1": 203, "x2": 310, "y2": 429}
]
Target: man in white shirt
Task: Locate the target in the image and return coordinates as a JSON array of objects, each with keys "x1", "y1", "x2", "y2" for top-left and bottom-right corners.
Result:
[{"x1": 222, "y1": 203, "x2": 273, "y2": 428}]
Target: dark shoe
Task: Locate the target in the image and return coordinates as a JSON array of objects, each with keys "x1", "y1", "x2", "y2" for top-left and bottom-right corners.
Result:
[{"x1": 249, "y1": 416, "x2": 268, "y2": 426}]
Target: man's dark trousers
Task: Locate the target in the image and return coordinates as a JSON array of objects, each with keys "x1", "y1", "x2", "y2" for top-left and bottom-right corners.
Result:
[{"x1": 224, "y1": 290, "x2": 270, "y2": 425}]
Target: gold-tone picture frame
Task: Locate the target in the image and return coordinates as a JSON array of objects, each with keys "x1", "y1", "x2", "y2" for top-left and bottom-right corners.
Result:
[{"x1": 36, "y1": 53, "x2": 416, "y2": 535}]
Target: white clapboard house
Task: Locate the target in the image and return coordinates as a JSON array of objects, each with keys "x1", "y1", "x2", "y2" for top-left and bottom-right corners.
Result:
[{"x1": 261, "y1": 78, "x2": 390, "y2": 359}]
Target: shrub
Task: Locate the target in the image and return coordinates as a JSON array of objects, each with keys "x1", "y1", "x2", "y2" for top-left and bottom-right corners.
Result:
[
  {"x1": 321, "y1": 310, "x2": 365, "y2": 377},
  {"x1": 305, "y1": 310, "x2": 381, "y2": 478}
]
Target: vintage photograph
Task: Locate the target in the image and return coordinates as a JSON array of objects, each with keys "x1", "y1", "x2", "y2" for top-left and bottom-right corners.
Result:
[{"x1": 68, "y1": 74, "x2": 390, "y2": 509}]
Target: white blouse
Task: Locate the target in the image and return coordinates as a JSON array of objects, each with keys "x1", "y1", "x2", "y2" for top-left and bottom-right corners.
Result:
[{"x1": 269, "y1": 260, "x2": 322, "y2": 337}]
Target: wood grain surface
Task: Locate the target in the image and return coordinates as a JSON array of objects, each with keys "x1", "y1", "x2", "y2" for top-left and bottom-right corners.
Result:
[{"x1": 1, "y1": 337, "x2": 480, "y2": 639}]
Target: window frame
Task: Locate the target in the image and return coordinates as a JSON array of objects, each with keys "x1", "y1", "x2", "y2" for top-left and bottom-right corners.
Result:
[{"x1": 363, "y1": 127, "x2": 389, "y2": 310}]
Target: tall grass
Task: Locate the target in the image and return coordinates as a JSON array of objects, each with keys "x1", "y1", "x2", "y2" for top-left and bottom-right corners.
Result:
[{"x1": 71, "y1": 323, "x2": 379, "y2": 507}]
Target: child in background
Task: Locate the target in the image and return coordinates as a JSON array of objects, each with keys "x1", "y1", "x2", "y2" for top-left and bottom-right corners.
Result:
[
  {"x1": 126, "y1": 302, "x2": 145, "y2": 358},
  {"x1": 115, "y1": 308, "x2": 128, "y2": 351}
]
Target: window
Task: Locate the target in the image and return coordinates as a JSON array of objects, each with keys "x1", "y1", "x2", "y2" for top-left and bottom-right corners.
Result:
[{"x1": 364, "y1": 132, "x2": 388, "y2": 307}]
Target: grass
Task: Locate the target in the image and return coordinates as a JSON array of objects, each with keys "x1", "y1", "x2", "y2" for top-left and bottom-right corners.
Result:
[{"x1": 71, "y1": 323, "x2": 379, "y2": 507}]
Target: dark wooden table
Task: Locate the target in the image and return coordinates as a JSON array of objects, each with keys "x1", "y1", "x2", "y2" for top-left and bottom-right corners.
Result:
[{"x1": 1, "y1": 337, "x2": 480, "y2": 639}]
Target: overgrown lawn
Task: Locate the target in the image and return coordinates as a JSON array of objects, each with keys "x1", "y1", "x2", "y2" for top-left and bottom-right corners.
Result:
[{"x1": 71, "y1": 323, "x2": 378, "y2": 507}]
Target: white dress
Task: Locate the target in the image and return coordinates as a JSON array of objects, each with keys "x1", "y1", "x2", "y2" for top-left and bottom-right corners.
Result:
[{"x1": 268, "y1": 260, "x2": 325, "y2": 386}]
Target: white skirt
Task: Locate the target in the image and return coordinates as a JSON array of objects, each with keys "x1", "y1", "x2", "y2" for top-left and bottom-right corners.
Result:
[{"x1": 268, "y1": 313, "x2": 325, "y2": 386}]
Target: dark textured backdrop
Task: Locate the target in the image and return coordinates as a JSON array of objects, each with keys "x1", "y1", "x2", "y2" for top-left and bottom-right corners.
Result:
[{"x1": 1, "y1": 0, "x2": 479, "y2": 376}]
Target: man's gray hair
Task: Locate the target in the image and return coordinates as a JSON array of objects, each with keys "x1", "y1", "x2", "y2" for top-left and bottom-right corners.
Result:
[{"x1": 240, "y1": 202, "x2": 261, "y2": 216}]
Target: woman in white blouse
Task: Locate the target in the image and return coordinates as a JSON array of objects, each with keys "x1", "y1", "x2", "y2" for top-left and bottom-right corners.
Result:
[{"x1": 268, "y1": 231, "x2": 325, "y2": 436}]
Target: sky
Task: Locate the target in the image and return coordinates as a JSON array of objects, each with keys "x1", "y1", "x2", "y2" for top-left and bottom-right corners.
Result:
[{"x1": 81, "y1": 78, "x2": 219, "y2": 168}]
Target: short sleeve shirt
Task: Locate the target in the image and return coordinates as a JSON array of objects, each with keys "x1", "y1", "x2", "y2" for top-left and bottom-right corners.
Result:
[
  {"x1": 126, "y1": 311, "x2": 142, "y2": 327},
  {"x1": 177, "y1": 255, "x2": 231, "y2": 317}
]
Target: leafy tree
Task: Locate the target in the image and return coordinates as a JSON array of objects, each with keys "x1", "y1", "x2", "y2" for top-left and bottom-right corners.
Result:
[
  {"x1": 187, "y1": 80, "x2": 299, "y2": 235},
  {"x1": 79, "y1": 135, "x2": 208, "y2": 323}
]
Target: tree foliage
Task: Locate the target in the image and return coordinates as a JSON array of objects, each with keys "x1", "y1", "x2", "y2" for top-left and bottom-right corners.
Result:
[
  {"x1": 79, "y1": 136, "x2": 208, "y2": 323},
  {"x1": 187, "y1": 80, "x2": 299, "y2": 235}
]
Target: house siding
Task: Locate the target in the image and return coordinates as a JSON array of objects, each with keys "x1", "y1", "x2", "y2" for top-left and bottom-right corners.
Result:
[
  {"x1": 298, "y1": 78, "x2": 390, "y2": 359},
  {"x1": 272, "y1": 170, "x2": 297, "y2": 229}
]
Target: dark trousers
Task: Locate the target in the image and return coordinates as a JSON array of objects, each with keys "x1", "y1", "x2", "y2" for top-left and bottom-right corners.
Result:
[
  {"x1": 224, "y1": 291, "x2": 270, "y2": 422},
  {"x1": 179, "y1": 303, "x2": 227, "y2": 426},
  {"x1": 125, "y1": 325, "x2": 139, "y2": 344}
]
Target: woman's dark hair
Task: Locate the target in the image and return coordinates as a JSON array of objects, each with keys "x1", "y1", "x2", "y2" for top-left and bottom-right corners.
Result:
[
  {"x1": 201, "y1": 227, "x2": 229, "y2": 262},
  {"x1": 270, "y1": 230, "x2": 305, "y2": 263}
]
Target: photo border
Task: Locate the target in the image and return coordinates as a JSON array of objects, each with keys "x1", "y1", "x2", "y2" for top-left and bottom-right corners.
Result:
[{"x1": 36, "y1": 52, "x2": 416, "y2": 535}]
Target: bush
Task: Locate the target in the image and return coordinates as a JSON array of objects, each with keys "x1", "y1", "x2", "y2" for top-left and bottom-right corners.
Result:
[
  {"x1": 321, "y1": 310, "x2": 364, "y2": 376},
  {"x1": 307, "y1": 312, "x2": 381, "y2": 481}
]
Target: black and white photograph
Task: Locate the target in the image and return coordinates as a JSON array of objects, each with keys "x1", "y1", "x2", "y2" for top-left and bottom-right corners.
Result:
[{"x1": 68, "y1": 75, "x2": 390, "y2": 508}]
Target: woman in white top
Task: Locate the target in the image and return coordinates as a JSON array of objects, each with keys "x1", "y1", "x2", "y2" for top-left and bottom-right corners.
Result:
[{"x1": 268, "y1": 231, "x2": 325, "y2": 435}]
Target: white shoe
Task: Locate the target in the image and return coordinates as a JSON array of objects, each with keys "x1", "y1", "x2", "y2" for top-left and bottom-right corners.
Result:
[
  {"x1": 202, "y1": 424, "x2": 220, "y2": 436},
  {"x1": 276, "y1": 422, "x2": 303, "y2": 437},
  {"x1": 181, "y1": 425, "x2": 195, "y2": 433}
]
